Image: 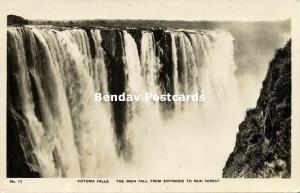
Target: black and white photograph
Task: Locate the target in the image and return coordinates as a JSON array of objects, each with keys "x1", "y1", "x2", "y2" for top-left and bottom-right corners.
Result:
[{"x1": 1, "y1": 0, "x2": 299, "y2": 192}]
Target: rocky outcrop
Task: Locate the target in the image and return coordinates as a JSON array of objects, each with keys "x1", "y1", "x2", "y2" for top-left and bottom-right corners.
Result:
[
  {"x1": 100, "y1": 29, "x2": 130, "y2": 158},
  {"x1": 7, "y1": 15, "x2": 29, "y2": 26},
  {"x1": 7, "y1": 108, "x2": 40, "y2": 177},
  {"x1": 223, "y1": 40, "x2": 291, "y2": 178}
]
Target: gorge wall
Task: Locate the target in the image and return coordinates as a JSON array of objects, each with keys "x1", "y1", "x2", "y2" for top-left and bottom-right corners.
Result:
[{"x1": 223, "y1": 40, "x2": 291, "y2": 178}]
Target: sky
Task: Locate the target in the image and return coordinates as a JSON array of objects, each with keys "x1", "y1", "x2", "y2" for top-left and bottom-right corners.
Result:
[{"x1": 1, "y1": 0, "x2": 294, "y2": 21}]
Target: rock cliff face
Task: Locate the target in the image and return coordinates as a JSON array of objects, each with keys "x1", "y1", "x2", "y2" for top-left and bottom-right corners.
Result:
[
  {"x1": 7, "y1": 108, "x2": 40, "y2": 177},
  {"x1": 223, "y1": 40, "x2": 291, "y2": 178}
]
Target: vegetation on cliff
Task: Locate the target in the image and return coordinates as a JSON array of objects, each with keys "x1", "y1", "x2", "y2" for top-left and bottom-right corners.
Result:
[
  {"x1": 7, "y1": 15, "x2": 29, "y2": 25},
  {"x1": 223, "y1": 40, "x2": 291, "y2": 178}
]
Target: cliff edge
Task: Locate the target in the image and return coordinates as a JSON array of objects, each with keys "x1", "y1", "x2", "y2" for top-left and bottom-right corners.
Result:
[{"x1": 223, "y1": 40, "x2": 291, "y2": 178}]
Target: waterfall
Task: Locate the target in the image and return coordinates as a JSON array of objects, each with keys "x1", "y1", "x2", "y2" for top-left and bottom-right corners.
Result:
[
  {"x1": 8, "y1": 26, "x2": 117, "y2": 177},
  {"x1": 7, "y1": 25, "x2": 241, "y2": 177},
  {"x1": 123, "y1": 31, "x2": 145, "y2": 95},
  {"x1": 140, "y1": 31, "x2": 161, "y2": 94}
]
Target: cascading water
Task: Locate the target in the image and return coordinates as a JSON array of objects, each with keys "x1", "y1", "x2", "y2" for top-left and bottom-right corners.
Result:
[{"x1": 7, "y1": 25, "x2": 241, "y2": 177}]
